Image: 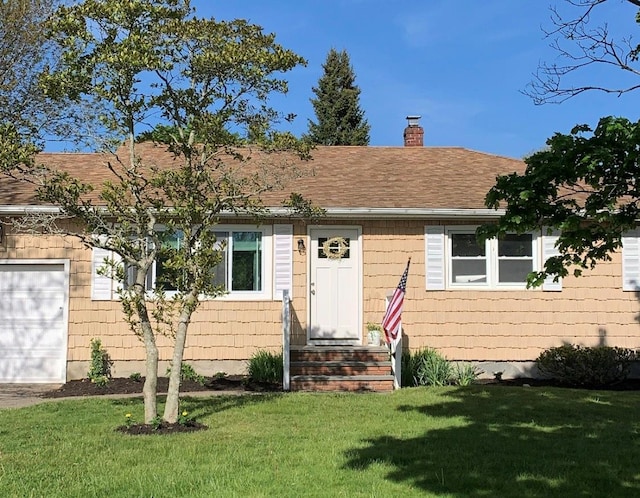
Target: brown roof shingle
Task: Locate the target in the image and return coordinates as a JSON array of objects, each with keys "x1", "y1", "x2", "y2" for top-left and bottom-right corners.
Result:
[{"x1": 0, "y1": 145, "x2": 525, "y2": 211}]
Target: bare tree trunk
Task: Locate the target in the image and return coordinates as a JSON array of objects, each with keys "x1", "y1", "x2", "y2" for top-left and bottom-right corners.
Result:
[
  {"x1": 163, "y1": 294, "x2": 196, "y2": 423},
  {"x1": 142, "y1": 321, "x2": 159, "y2": 424},
  {"x1": 133, "y1": 274, "x2": 159, "y2": 424}
]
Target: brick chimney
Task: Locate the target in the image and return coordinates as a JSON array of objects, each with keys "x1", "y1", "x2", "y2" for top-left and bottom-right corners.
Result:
[{"x1": 403, "y1": 115, "x2": 424, "y2": 147}]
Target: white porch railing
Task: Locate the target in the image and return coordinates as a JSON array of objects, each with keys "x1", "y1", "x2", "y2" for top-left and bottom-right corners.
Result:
[
  {"x1": 282, "y1": 289, "x2": 291, "y2": 391},
  {"x1": 389, "y1": 335, "x2": 402, "y2": 389}
]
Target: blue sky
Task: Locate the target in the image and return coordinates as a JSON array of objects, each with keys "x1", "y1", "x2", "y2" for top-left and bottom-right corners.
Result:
[{"x1": 195, "y1": 0, "x2": 639, "y2": 159}]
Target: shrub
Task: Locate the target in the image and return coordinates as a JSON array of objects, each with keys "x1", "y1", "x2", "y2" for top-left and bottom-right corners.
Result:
[
  {"x1": 248, "y1": 349, "x2": 283, "y2": 384},
  {"x1": 536, "y1": 344, "x2": 637, "y2": 387},
  {"x1": 452, "y1": 362, "x2": 480, "y2": 386},
  {"x1": 401, "y1": 348, "x2": 457, "y2": 387},
  {"x1": 88, "y1": 338, "x2": 113, "y2": 386},
  {"x1": 166, "y1": 362, "x2": 206, "y2": 385},
  {"x1": 414, "y1": 348, "x2": 453, "y2": 387}
]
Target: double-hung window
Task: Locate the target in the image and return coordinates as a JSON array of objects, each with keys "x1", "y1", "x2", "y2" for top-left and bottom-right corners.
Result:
[
  {"x1": 447, "y1": 227, "x2": 536, "y2": 289},
  {"x1": 155, "y1": 230, "x2": 183, "y2": 292},
  {"x1": 497, "y1": 234, "x2": 535, "y2": 285},
  {"x1": 210, "y1": 230, "x2": 263, "y2": 292},
  {"x1": 450, "y1": 232, "x2": 488, "y2": 284},
  {"x1": 149, "y1": 225, "x2": 272, "y2": 299}
]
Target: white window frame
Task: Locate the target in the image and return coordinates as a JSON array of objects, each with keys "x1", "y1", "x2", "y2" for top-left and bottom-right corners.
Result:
[
  {"x1": 446, "y1": 226, "x2": 539, "y2": 290},
  {"x1": 146, "y1": 224, "x2": 273, "y2": 301}
]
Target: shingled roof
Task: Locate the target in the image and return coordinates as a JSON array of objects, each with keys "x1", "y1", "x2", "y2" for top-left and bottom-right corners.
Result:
[
  {"x1": 260, "y1": 146, "x2": 525, "y2": 210},
  {"x1": 0, "y1": 145, "x2": 525, "y2": 214}
]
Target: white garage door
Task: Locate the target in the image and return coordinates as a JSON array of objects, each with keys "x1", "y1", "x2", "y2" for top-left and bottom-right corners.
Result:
[{"x1": 0, "y1": 263, "x2": 68, "y2": 383}]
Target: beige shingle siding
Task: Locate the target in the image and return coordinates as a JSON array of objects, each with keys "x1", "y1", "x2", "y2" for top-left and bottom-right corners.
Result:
[
  {"x1": 360, "y1": 220, "x2": 638, "y2": 362},
  {"x1": 1, "y1": 220, "x2": 638, "y2": 369}
]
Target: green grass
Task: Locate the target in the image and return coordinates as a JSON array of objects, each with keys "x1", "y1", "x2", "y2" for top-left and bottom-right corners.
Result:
[{"x1": 2, "y1": 386, "x2": 640, "y2": 497}]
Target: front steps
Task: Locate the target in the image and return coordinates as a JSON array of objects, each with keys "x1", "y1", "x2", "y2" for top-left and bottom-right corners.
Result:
[{"x1": 289, "y1": 346, "x2": 395, "y2": 392}]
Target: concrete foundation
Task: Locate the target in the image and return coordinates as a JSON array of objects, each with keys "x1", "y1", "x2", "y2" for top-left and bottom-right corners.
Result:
[{"x1": 66, "y1": 360, "x2": 248, "y2": 381}]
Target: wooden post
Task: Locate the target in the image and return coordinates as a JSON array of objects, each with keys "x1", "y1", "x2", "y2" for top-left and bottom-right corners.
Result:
[
  {"x1": 386, "y1": 290, "x2": 402, "y2": 389},
  {"x1": 282, "y1": 289, "x2": 291, "y2": 391},
  {"x1": 391, "y1": 333, "x2": 402, "y2": 389}
]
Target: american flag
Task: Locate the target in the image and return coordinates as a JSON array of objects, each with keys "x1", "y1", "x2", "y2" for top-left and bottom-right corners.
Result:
[{"x1": 382, "y1": 258, "x2": 411, "y2": 344}]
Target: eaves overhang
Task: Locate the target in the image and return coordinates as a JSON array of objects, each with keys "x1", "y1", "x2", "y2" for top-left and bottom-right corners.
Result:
[
  {"x1": 264, "y1": 207, "x2": 506, "y2": 220},
  {"x1": 0, "y1": 205, "x2": 62, "y2": 215},
  {"x1": 0, "y1": 205, "x2": 506, "y2": 220}
]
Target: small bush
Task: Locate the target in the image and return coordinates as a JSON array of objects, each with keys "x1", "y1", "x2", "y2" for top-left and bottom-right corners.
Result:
[
  {"x1": 166, "y1": 362, "x2": 206, "y2": 385},
  {"x1": 129, "y1": 372, "x2": 142, "y2": 382},
  {"x1": 414, "y1": 348, "x2": 452, "y2": 387},
  {"x1": 452, "y1": 362, "x2": 480, "y2": 386},
  {"x1": 88, "y1": 338, "x2": 113, "y2": 386},
  {"x1": 536, "y1": 344, "x2": 637, "y2": 387},
  {"x1": 401, "y1": 348, "x2": 458, "y2": 387},
  {"x1": 248, "y1": 349, "x2": 283, "y2": 384}
]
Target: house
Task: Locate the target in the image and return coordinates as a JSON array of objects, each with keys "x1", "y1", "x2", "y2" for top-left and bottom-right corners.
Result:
[{"x1": 1, "y1": 117, "x2": 639, "y2": 386}]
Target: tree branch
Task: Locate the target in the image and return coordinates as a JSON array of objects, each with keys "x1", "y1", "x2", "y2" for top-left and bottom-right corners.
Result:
[{"x1": 525, "y1": 0, "x2": 640, "y2": 104}]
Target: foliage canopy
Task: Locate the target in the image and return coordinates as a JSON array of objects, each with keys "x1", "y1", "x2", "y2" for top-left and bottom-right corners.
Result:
[{"x1": 480, "y1": 116, "x2": 640, "y2": 286}]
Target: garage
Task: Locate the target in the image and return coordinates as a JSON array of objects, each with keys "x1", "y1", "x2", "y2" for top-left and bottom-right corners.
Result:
[{"x1": 0, "y1": 262, "x2": 68, "y2": 383}]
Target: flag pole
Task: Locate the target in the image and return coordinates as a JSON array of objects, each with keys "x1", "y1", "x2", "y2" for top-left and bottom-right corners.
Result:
[{"x1": 383, "y1": 257, "x2": 411, "y2": 389}]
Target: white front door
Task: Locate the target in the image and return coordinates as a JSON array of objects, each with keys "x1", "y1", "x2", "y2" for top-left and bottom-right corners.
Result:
[{"x1": 309, "y1": 227, "x2": 361, "y2": 344}]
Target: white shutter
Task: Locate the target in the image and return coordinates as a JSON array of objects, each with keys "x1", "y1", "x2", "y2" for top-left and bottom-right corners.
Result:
[
  {"x1": 622, "y1": 228, "x2": 640, "y2": 291},
  {"x1": 425, "y1": 226, "x2": 445, "y2": 290},
  {"x1": 91, "y1": 246, "x2": 115, "y2": 300},
  {"x1": 111, "y1": 252, "x2": 124, "y2": 298},
  {"x1": 542, "y1": 231, "x2": 562, "y2": 292},
  {"x1": 273, "y1": 224, "x2": 293, "y2": 301}
]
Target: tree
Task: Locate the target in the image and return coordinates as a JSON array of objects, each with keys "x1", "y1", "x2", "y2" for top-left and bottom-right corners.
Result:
[
  {"x1": 0, "y1": 0, "x2": 61, "y2": 140},
  {"x1": 1, "y1": 0, "x2": 314, "y2": 424},
  {"x1": 307, "y1": 48, "x2": 370, "y2": 145},
  {"x1": 526, "y1": 0, "x2": 640, "y2": 104},
  {"x1": 480, "y1": 116, "x2": 640, "y2": 286}
]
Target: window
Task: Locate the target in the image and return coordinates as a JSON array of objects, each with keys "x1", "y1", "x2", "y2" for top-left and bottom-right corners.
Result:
[
  {"x1": 212, "y1": 230, "x2": 263, "y2": 292},
  {"x1": 447, "y1": 228, "x2": 536, "y2": 289},
  {"x1": 497, "y1": 234, "x2": 534, "y2": 284},
  {"x1": 146, "y1": 225, "x2": 272, "y2": 299},
  {"x1": 155, "y1": 230, "x2": 183, "y2": 292},
  {"x1": 451, "y1": 233, "x2": 487, "y2": 284},
  {"x1": 317, "y1": 236, "x2": 351, "y2": 259},
  {"x1": 93, "y1": 224, "x2": 290, "y2": 301}
]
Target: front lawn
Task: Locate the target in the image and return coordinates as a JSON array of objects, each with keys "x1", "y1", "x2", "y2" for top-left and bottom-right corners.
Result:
[{"x1": 1, "y1": 386, "x2": 640, "y2": 497}]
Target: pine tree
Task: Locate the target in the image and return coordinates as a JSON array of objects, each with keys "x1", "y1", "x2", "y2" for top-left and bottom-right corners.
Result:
[{"x1": 307, "y1": 49, "x2": 370, "y2": 145}]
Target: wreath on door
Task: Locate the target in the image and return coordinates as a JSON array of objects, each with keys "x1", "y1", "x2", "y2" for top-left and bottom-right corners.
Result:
[{"x1": 322, "y1": 236, "x2": 349, "y2": 260}]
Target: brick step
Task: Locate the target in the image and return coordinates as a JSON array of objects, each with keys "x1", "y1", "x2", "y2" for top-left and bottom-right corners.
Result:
[
  {"x1": 291, "y1": 346, "x2": 389, "y2": 363},
  {"x1": 290, "y1": 375, "x2": 395, "y2": 393},
  {"x1": 290, "y1": 361, "x2": 392, "y2": 377}
]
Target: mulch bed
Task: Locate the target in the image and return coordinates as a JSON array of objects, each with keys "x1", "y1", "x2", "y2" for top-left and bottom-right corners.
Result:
[
  {"x1": 42, "y1": 374, "x2": 281, "y2": 399},
  {"x1": 116, "y1": 421, "x2": 209, "y2": 435},
  {"x1": 42, "y1": 375, "x2": 640, "y2": 400}
]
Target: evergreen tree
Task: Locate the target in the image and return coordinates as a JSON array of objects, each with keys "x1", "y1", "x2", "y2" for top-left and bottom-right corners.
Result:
[{"x1": 307, "y1": 48, "x2": 370, "y2": 145}]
